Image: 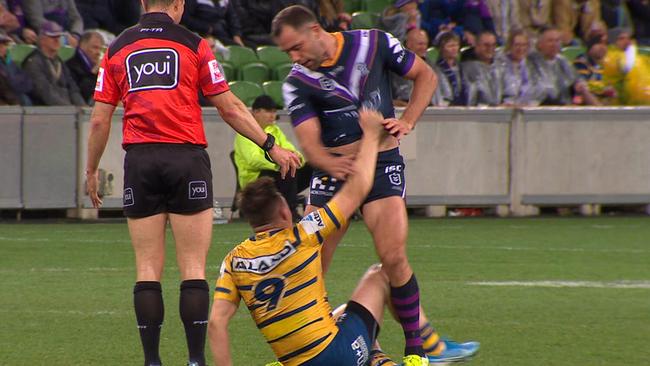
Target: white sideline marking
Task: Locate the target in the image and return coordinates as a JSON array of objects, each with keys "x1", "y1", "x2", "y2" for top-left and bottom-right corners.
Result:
[
  {"x1": 0, "y1": 309, "x2": 128, "y2": 316},
  {"x1": 468, "y1": 280, "x2": 650, "y2": 289},
  {"x1": 340, "y1": 243, "x2": 648, "y2": 254}
]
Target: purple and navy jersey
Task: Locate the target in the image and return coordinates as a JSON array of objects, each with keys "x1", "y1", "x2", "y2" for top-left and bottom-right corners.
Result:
[{"x1": 282, "y1": 29, "x2": 416, "y2": 147}]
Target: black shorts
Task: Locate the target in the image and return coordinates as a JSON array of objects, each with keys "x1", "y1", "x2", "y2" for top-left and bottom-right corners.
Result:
[
  {"x1": 122, "y1": 144, "x2": 213, "y2": 218},
  {"x1": 307, "y1": 147, "x2": 406, "y2": 208}
]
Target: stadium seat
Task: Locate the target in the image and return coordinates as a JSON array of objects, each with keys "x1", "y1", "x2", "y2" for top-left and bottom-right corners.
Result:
[
  {"x1": 345, "y1": 0, "x2": 362, "y2": 13},
  {"x1": 58, "y1": 46, "x2": 76, "y2": 62},
  {"x1": 221, "y1": 61, "x2": 236, "y2": 81},
  {"x1": 228, "y1": 81, "x2": 263, "y2": 106},
  {"x1": 274, "y1": 62, "x2": 294, "y2": 80},
  {"x1": 239, "y1": 62, "x2": 270, "y2": 84},
  {"x1": 561, "y1": 46, "x2": 586, "y2": 62},
  {"x1": 8, "y1": 44, "x2": 36, "y2": 67},
  {"x1": 363, "y1": 0, "x2": 392, "y2": 12},
  {"x1": 262, "y1": 81, "x2": 284, "y2": 108},
  {"x1": 225, "y1": 45, "x2": 258, "y2": 67},
  {"x1": 351, "y1": 11, "x2": 379, "y2": 29},
  {"x1": 426, "y1": 47, "x2": 439, "y2": 62},
  {"x1": 639, "y1": 47, "x2": 650, "y2": 57},
  {"x1": 256, "y1": 46, "x2": 291, "y2": 69}
]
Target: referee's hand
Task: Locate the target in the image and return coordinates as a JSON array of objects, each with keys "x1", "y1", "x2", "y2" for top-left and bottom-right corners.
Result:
[
  {"x1": 86, "y1": 170, "x2": 103, "y2": 208},
  {"x1": 268, "y1": 146, "x2": 301, "y2": 179}
]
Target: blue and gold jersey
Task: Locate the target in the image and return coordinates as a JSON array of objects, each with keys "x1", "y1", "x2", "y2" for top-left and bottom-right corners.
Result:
[
  {"x1": 283, "y1": 29, "x2": 416, "y2": 147},
  {"x1": 214, "y1": 203, "x2": 348, "y2": 366}
]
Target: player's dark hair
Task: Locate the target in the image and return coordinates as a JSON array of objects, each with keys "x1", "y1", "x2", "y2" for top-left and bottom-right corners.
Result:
[
  {"x1": 271, "y1": 5, "x2": 318, "y2": 38},
  {"x1": 238, "y1": 177, "x2": 284, "y2": 228},
  {"x1": 143, "y1": 0, "x2": 176, "y2": 10}
]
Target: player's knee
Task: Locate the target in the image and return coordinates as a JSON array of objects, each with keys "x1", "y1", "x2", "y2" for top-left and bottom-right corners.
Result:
[
  {"x1": 378, "y1": 250, "x2": 408, "y2": 271},
  {"x1": 363, "y1": 263, "x2": 389, "y2": 284}
]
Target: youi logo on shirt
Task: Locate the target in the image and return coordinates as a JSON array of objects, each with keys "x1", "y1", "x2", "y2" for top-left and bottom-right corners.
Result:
[{"x1": 126, "y1": 48, "x2": 179, "y2": 91}]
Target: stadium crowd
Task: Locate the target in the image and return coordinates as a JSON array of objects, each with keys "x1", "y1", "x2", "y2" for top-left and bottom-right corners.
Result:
[{"x1": 1, "y1": 0, "x2": 649, "y2": 106}]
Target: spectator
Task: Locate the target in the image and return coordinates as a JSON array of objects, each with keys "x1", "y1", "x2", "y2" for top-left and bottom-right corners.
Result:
[
  {"x1": 603, "y1": 27, "x2": 650, "y2": 104},
  {"x1": 627, "y1": 0, "x2": 650, "y2": 45},
  {"x1": 233, "y1": 95, "x2": 312, "y2": 220},
  {"x1": 461, "y1": 30, "x2": 503, "y2": 105},
  {"x1": 435, "y1": 31, "x2": 465, "y2": 105},
  {"x1": 380, "y1": 0, "x2": 421, "y2": 42},
  {"x1": 519, "y1": 0, "x2": 551, "y2": 38},
  {"x1": 66, "y1": 30, "x2": 103, "y2": 103},
  {"x1": 392, "y1": 28, "x2": 449, "y2": 106},
  {"x1": 319, "y1": 0, "x2": 351, "y2": 31},
  {"x1": 22, "y1": 0, "x2": 83, "y2": 47},
  {"x1": 573, "y1": 32, "x2": 617, "y2": 104},
  {"x1": 75, "y1": 0, "x2": 137, "y2": 36},
  {"x1": 528, "y1": 26, "x2": 599, "y2": 105},
  {"x1": 0, "y1": 0, "x2": 19, "y2": 35},
  {"x1": 461, "y1": 0, "x2": 495, "y2": 41},
  {"x1": 0, "y1": 29, "x2": 31, "y2": 103},
  {"x1": 181, "y1": 0, "x2": 244, "y2": 46},
  {"x1": 601, "y1": 0, "x2": 633, "y2": 31},
  {"x1": 22, "y1": 20, "x2": 85, "y2": 105},
  {"x1": 419, "y1": 0, "x2": 465, "y2": 45},
  {"x1": 486, "y1": 0, "x2": 520, "y2": 44},
  {"x1": 552, "y1": 0, "x2": 603, "y2": 45},
  {"x1": 3, "y1": 0, "x2": 37, "y2": 43},
  {"x1": 234, "y1": 0, "x2": 286, "y2": 47},
  {"x1": 498, "y1": 28, "x2": 544, "y2": 105}
]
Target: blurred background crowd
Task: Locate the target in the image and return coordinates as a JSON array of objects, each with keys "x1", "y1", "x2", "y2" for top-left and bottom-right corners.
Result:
[{"x1": 1, "y1": 0, "x2": 649, "y2": 107}]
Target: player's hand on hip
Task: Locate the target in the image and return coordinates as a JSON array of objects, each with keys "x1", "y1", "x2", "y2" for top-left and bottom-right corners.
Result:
[
  {"x1": 269, "y1": 146, "x2": 301, "y2": 179},
  {"x1": 324, "y1": 155, "x2": 355, "y2": 180},
  {"x1": 85, "y1": 170, "x2": 103, "y2": 208},
  {"x1": 381, "y1": 118, "x2": 412, "y2": 140}
]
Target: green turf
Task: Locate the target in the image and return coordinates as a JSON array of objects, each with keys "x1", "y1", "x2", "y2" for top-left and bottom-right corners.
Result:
[{"x1": 1, "y1": 217, "x2": 649, "y2": 365}]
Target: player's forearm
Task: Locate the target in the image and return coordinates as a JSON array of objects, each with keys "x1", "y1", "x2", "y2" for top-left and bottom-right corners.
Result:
[
  {"x1": 402, "y1": 67, "x2": 437, "y2": 128},
  {"x1": 300, "y1": 141, "x2": 331, "y2": 171},
  {"x1": 209, "y1": 326, "x2": 233, "y2": 366},
  {"x1": 85, "y1": 111, "x2": 112, "y2": 173},
  {"x1": 213, "y1": 93, "x2": 267, "y2": 147},
  {"x1": 338, "y1": 135, "x2": 380, "y2": 204}
]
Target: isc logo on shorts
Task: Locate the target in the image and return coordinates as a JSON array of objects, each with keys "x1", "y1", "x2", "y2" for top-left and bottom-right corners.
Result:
[
  {"x1": 123, "y1": 188, "x2": 134, "y2": 206},
  {"x1": 126, "y1": 48, "x2": 179, "y2": 92},
  {"x1": 188, "y1": 181, "x2": 208, "y2": 200}
]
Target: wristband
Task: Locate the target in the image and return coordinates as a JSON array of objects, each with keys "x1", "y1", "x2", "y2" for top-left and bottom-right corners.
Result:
[{"x1": 261, "y1": 133, "x2": 275, "y2": 152}]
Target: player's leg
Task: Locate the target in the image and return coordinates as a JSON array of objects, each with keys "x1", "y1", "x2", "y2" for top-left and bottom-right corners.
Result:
[
  {"x1": 169, "y1": 209, "x2": 213, "y2": 366},
  {"x1": 128, "y1": 214, "x2": 168, "y2": 366}
]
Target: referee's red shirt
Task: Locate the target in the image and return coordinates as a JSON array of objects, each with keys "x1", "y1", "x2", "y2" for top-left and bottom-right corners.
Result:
[{"x1": 93, "y1": 12, "x2": 229, "y2": 148}]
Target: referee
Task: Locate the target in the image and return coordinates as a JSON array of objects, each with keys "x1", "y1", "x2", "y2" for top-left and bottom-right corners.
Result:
[{"x1": 85, "y1": 1, "x2": 300, "y2": 365}]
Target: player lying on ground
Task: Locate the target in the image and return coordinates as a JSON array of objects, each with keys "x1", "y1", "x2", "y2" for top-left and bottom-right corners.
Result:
[{"x1": 207, "y1": 109, "x2": 428, "y2": 366}]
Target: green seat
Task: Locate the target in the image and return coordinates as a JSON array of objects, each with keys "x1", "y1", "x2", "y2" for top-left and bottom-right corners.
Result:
[
  {"x1": 363, "y1": 0, "x2": 391, "y2": 12},
  {"x1": 262, "y1": 81, "x2": 284, "y2": 108},
  {"x1": 351, "y1": 11, "x2": 379, "y2": 29},
  {"x1": 8, "y1": 44, "x2": 37, "y2": 67},
  {"x1": 274, "y1": 62, "x2": 294, "y2": 81},
  {"x1": 58, "y1": 46, "x2": 76, "y2": 62},
  {"x1": 639, "y1": 47, "x2": 650, "y2": 57},
  {"x1": 256, "y1": 46, "x2": 291, "y2": 69},
  {"x1": 221, "y1": 62, "x2": 236, "y2": 81},
  {"x1": 225, "y1": 45, "x2": 258, "y2": 67},
  {"x1": 239, "y1": 62, "x2": 270, "y2": 84},
  {"x1": 228, "y1": 81, "x2": 263, "y2": 107},
  {"x1": 426, "y1": 47, "x2": 439, "y2": 62},
  {"x1": 561, "y1": 46, "x2": 586, "y2": 62}
]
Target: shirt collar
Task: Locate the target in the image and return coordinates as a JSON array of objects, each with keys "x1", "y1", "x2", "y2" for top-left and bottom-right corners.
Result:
[{"x1": 140, "y1": 12, "x2": 175, "y2": 25}]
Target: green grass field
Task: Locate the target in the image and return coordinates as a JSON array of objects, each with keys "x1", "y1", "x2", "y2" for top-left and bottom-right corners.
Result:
[{"x1": 1, "y1": 217, "x2": 649, "y2": 366}]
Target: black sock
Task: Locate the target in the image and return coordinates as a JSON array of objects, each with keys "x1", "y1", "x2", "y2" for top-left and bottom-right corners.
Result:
[
  {"x1": 390, "y1": 274, "x2": 424, "y2": 357},
  {"x1": 179, "y1": 279, "x2": 209, "y2": 366},
  {"x1": 133, "y1": 281, "x2": 164, "y2": 366}
]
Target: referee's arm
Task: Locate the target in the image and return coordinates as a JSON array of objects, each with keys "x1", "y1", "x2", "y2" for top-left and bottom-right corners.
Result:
[
  {"x1": 85, "y1": 101, "x2": 116, "y2": 208},
  {"x1": 207, "y1": 91, "x2": 301, "y2": 178}
]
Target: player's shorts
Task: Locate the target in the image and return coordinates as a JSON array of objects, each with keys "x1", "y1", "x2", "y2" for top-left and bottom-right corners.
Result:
[
  {"x1": 301, "y1": 301, "x2": 379, "y2": 366},
  {"x1": 122, "y1": 143, "x2": 213, "y2": 218},
  {"x1": 307, "y1": 147, "x2": 405, "y2": 208}
]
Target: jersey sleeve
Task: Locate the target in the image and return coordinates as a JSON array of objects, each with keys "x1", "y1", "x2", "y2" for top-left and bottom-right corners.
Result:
[
  {"x1": 379, "y1": 30, "x2": 416, "y2": 77},
  {"x1": 283, "y1": 77, "x2": 318, "y2": 127},
  {"x1": 296, "y1": 202, "x2": 348, "y2": 247},
  {"x1": 93, "y1": 52, "x2": 120, "y2": 105},
  {"x1": 214, "y1": 254, "x2": 241, "y2": 304},
  {"x1": 197, "y1": 39, "x2": 230, "y2": 97}
]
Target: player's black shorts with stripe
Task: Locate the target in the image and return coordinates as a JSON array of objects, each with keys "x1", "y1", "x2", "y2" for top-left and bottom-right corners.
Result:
[
  {"x1": 122, "y1": 143, "x2": 213, "y2": 218},
  {"x1": 307, "y1": 147, "x2": 406, "y2": 208}
]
